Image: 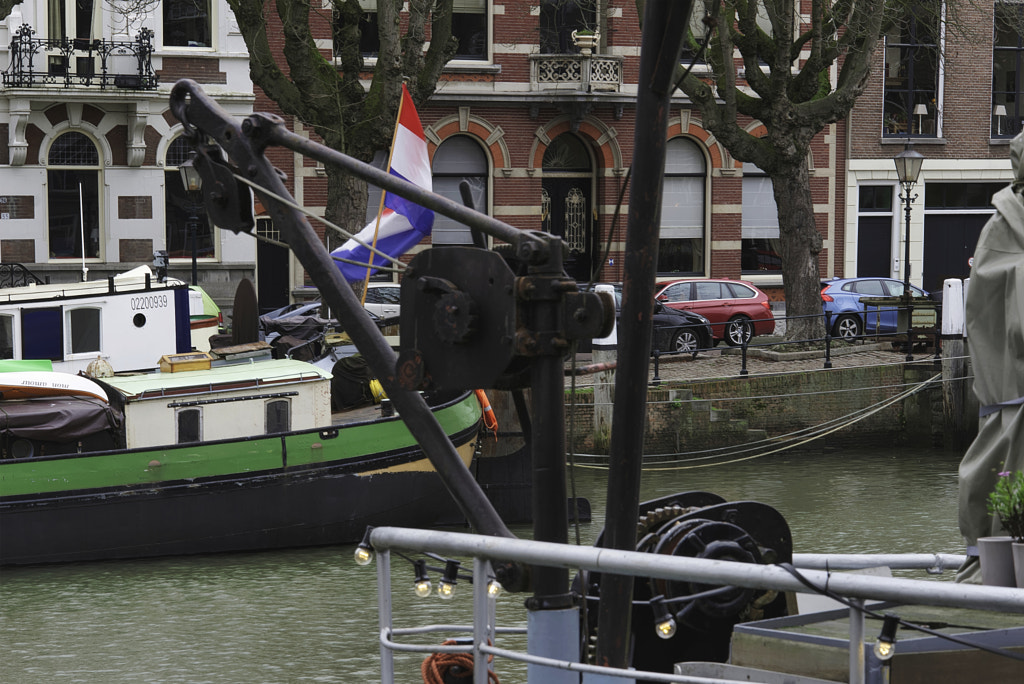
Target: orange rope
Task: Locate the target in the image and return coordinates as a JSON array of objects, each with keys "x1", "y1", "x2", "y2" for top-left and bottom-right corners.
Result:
[{"x1": 421, "y1": 640, "x2": 500, "y2": 684}]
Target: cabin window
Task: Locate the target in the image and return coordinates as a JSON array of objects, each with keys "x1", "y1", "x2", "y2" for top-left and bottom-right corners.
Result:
[
  {"x1": 265, "y1": 399, "x2": 291, "y2": 434},
  {"x1": 67, "y1": 307, "x2": 101, "y2": 355},
  {"x1": 176, "y1": 407, "x2": 202, "y2": 443},
  {"x1": 47, "y1": 132, "x2": 101, "y2": 260},
  {"x1": 0, "y1": 315, "x2": 14, "y2": 359}
]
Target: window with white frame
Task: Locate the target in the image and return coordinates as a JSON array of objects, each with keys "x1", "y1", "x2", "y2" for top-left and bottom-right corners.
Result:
[
  {"x1": 66, "y1": 307, "x2": 101, "y2": 355},
  {"x1": 994, "y1": 2, "x2": 1024, "y2": 138},
  {"x1": 882, "y1": 5, "x2": 940, "y2": 138},
  {"x1": 47, "y1": 0, "x2": 102, "y2": 75},
  {"x1": 658, "y1": 138, "x2": 705, "y2": 277},
  {"x1": 165, "y1": 137, "x2": 215, "y2": 260},
  {"x1": 741, "y1": 162, "x2": 781, "y2": 273},
  {"x1": 47, "y1": 132, "x2": 101, "y2": 260},
  {"x1": 431, "y1": 136, "x2": 489, "y2": 245},
  {"x1": 336, "y1": 1, "x2": 488, "y2": 60},
  {"x1": 0, "y1": 315, "x2": 14, "y2": 359},
  {"x1": 164, "y1": 0, "x2": 212, "y2": 48}
]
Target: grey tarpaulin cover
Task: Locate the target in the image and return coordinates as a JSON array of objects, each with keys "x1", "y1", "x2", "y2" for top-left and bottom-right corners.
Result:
[
  {"x1": 0, "y1": 397, "x2": 123, "y2": 443},
  {"x1": 957, "y1": 131, "x2": 1024, "y2": 581}
]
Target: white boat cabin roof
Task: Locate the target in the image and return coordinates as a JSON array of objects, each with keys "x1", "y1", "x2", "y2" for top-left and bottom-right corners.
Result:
[
  {"x1": 104, "y1": 359, "x2": 332, "y2": 401},
  {"x1": 0, "y1": 266, "x2": 185, "y2": 304}
]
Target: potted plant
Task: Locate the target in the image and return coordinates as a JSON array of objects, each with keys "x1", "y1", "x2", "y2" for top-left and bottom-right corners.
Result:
[
  {"x1": 984, "y1": 470, "x2": 1024, "y2": 586},
  {"x1": 571, "y1": 28, "x2": 599, "y2": 56}
]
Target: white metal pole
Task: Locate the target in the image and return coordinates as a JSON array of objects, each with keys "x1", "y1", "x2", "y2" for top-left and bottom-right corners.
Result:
[{"x1": 79, "y1": 181, "x2": 88, "y2": 281}]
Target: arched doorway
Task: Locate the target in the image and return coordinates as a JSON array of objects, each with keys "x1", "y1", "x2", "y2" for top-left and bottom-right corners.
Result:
[{"x1": 542, "y1": 133, "x2": 593, "y2": 281}]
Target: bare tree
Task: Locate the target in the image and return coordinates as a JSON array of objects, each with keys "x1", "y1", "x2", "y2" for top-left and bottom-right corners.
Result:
[
  {"x1": 104, "y1": 0, "x2": 160, "y2": 37},
  {"x1": 662, "y1": 0, "x2": 948, "y2": 341},
  {"x1": 0, "y1": 0, "x2": 23, "y2": 21},
  {"x1": 226, "y1": 0, "x2": 458, "y2": 246}
]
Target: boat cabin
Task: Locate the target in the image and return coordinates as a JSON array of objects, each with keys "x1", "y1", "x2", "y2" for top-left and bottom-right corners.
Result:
[
  {"x1": 102, "y1": 358, "x2": 332, "y2": 449},
  {"x1": 0, "y1": 266, "x2": 195, "y2": 375}
]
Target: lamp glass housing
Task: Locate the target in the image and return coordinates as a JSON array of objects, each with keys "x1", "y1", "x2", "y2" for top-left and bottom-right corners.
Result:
[
  {"x1": 178, "y1": 157, "x2": 203, "y2": 195},
  {"x1": 894, "y1": 147, "x2": 924, "y2": 185}
]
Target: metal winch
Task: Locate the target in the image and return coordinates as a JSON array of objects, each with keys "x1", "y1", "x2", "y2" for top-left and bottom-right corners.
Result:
[{"x1": 576, "y1": 492, "x2": 793, "y2": 674}]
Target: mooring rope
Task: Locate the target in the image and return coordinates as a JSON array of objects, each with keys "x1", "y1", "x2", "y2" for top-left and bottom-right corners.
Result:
[{"x1": 572, "y1": 373, "x2": 942, "y2": 470}]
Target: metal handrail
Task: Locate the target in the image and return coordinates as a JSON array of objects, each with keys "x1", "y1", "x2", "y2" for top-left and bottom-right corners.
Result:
[
  {"x1": 3, "y1": 24, "x2": 158, "y2": 90},
  {"x1": 370, "y1": 527, "x2": 1023, "y2": 684}
]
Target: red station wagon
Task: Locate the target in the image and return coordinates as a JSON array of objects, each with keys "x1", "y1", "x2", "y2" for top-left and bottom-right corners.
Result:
[{"x1": 654, "y1": 279, "x2": 776, "y2": 346}]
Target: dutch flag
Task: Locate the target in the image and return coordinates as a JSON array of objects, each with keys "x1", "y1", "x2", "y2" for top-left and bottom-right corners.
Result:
[{"x1": 332, "y1": 84, "x2": 435, "y2": 281}]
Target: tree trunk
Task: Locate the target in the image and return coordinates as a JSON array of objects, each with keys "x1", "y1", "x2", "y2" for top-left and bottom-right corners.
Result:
[{"x1": 771, "y1": 162, "x2": 825, "y2": 342}]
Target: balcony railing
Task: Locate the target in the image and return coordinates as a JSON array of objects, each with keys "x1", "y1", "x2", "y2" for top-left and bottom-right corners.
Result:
[
  {"x1": 530, "y1": 53, "x2": 623, "y2": 93},
  {"x1": 3, "y1": 24, "x2": 158, "y2": 90}
]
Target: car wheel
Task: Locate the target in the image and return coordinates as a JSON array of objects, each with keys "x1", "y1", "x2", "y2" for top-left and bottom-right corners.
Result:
[
  {"x1": 670, "y1": 329, "x2": 700, "y2": 356},
  {"x1": 724, "y1": 316, "x2": 753, "y2": 346},
  {"x1": 832, "y1": 315, "x2": 862, "y2": 341}
]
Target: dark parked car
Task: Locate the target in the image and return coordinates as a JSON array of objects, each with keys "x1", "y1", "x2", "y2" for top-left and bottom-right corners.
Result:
[
  {"x1": 579, "y1": 284, "x2": 713, "y2": 355},
  {"x1": 654, "y1": 278, "x2": 775, "y2": 346},
  {"x1": 820, "y1": 277, "x2": 933, "y2": 341},
  {"x1": 645, "y1": 300, "x2": 714, "y2": 355}
]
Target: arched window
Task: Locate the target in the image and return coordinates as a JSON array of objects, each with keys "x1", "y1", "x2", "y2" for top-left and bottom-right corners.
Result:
[
  {"x1": 47, "y1": 131, "x2": 101, "y2": 259},
  {"x1": 542, "y1": 133, "x2": 593, "y2": 281},
  {"x1": 165, "y1": 137, "x2": 214, "y2": 260},
  {"x1": 176, "y1": 407, "x2": 202, "y2": 444},
  {"x1": 432, "y1": 136, "x2": 489, "y2": 246},
  {"x1": 658, "y1": 138, "x2": 705, "y2": 276},
  {"x1": 265, "y1": 399, "x2": 291, "y2": 434}
]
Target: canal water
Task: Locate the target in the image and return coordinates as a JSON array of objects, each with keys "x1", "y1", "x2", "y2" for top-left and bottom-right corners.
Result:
[{"x1": 0, "y1": 446, "x2": 965, "y2": 683}]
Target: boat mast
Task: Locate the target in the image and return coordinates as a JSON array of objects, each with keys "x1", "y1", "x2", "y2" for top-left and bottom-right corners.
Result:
[{"x1": 594, "y1": 0, "x2": 692, "y2": 670}]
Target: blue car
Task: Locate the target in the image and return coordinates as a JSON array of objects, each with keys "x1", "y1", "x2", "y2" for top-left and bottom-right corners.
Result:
[{"x1": 820, "y1": 277, "x2": 933, "y2": 341}]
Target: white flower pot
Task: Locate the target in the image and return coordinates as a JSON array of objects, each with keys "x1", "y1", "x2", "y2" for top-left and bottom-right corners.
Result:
[
  {"x1": 1013, "y1": 542, "x2": 1024, "y2": 588},
  {"x1": 978, "y1": 536, "x2": 1015, "y2": 587}
]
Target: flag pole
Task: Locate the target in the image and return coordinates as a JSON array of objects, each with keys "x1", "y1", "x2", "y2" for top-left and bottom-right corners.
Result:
[
  {"x1": 360, "y1": 83, "x2": 407, "y2": 304},
  {"x1": 79, "y1": 181, "x2": 88, "y2": 282}
]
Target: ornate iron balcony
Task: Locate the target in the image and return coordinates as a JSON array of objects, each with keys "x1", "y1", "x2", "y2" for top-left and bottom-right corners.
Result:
[
  {"x1": 530, "y1": 53, "x2": 623, "y2": 93},
  {"x1": 3, "y1": 24, "x2": 158, "y2": 90}
]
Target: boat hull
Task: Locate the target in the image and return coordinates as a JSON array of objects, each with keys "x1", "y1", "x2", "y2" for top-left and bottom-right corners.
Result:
[{"x1": 0, "y1": 394, "x2": 481, "y2": 566}]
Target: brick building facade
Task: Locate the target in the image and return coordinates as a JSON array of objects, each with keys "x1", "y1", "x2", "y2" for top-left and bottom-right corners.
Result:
[
  {"x1": 844, "y1": 2, "x2": 1020, "y2": 294},
  {"x1": 261, "y1": 1, "x2": 846, "y2": 309}
]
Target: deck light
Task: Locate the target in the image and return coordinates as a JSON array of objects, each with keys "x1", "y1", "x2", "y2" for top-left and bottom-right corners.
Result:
[
  {"x1": 873, "y1": 614, "x2": 900, "y2": 661},
  {"x1": 650, "y1": 595, "x2": 677, "y2": 639},
  {"x1": 413, "y1": 559, "x2": 432, "y2": 598},
  {"x1": 353, "y1": 526, "x2": 375, "y2": 566},
  {"x1": 438, "y1": 559, "x2": 461, "y2": 600},
  {"x1": 487, "y1": 579, "x2": 503, "y2": 598}
]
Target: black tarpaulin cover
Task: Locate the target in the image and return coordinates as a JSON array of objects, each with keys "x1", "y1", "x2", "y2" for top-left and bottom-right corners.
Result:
[{"x1": 0, "y1": 397, "x2": 123, "y2": 443}]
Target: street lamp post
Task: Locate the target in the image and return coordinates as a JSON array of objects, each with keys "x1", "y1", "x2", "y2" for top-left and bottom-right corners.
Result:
[
  {"x1": 894, "y1": 144, "x2": 924, "y2": 361},
  {"x1": 178, "y1": 154, "x2": 203, "y2": 286},
  {"x1": 893, "y1": 144, "x2": 924, "y2": 289}
]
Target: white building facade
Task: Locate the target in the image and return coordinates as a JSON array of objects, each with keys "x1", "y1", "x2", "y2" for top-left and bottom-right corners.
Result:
[{"x1": 0, "y1": 0, "x2": 255, "y2": 308}]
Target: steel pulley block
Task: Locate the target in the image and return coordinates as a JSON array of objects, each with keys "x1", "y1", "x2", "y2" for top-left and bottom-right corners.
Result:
[{"x1": 397, "y1": 247, "x2": 517, "y2": 391}]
